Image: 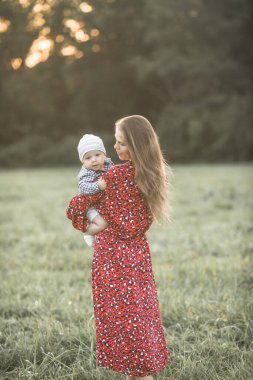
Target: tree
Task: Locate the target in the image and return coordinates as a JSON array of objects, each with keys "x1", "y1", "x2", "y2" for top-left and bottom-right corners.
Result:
[{"x1": 0, "y1": 0, "x2": 252, "y2": 166}]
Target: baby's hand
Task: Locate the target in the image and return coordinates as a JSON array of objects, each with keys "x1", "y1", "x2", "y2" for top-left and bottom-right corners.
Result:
[{"x1": 98, "y1": 178, "x2": 107, "y2": 190}]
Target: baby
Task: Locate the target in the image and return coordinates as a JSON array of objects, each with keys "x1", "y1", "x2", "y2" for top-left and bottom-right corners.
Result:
[{"x1": 77, "y1": 134, "x2": 113, "y2": 246}]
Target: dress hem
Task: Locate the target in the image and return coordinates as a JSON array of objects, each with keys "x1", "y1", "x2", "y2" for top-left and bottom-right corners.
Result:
[{"x1": 96, "y1": 359, "x2": 169, "y2": 377}]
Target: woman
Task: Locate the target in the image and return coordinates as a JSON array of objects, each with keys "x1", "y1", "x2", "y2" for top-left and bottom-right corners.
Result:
[{"x1": 92, "y1": 115, "x2": 171, "y2": 379}]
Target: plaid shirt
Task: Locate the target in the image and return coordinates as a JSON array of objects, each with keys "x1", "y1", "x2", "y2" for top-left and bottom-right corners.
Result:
[{"x1": 78, "y1": 157, "x2": 114, "y2": 195}]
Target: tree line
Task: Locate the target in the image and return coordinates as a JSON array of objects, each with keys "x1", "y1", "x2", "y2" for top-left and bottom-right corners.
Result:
[{"x1": 0, "y1": 0, "x2": 252, "y2": 167}]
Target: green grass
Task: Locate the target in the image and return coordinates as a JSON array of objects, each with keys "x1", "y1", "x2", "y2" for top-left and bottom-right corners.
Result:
[{"x1": 0, "y1": 164, "x2": 253, "y2": 380}]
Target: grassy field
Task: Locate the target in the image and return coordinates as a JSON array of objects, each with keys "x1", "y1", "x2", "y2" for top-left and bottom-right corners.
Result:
[{"x1": 0, "y1": 165, "x2": 252, "y2": 380}]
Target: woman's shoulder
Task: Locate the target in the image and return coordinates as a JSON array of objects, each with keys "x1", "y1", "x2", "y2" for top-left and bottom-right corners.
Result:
[
  {"x1": 103, "y1": 161, "x2": 134, "y2": 183},
  {"x1": 108, "y1": 160, "x2": 133, "y2": 174}
]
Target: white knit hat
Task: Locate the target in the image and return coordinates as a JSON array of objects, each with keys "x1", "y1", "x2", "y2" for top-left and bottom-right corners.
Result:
[{"x1": 77, "y1": 134, "x2": 106, "y2": 162}]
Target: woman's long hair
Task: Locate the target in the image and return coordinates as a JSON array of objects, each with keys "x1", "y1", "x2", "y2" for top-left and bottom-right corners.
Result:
[{"x1": 115, "y1": 115, "x2": 172, "y2": 222}]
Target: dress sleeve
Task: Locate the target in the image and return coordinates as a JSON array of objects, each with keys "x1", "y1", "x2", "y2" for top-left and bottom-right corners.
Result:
[{"x1": 66, "y1": 192, "x2": 102, "y2": 233}]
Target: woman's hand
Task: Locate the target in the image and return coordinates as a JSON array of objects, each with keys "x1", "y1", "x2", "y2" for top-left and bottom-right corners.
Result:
[{"x1": 98, "y1": 178, "x2": 107, "y2": 190}]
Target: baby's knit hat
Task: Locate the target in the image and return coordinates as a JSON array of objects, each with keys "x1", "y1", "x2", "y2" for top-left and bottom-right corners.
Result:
[{"x1": 77, "y1": 134, "x2": 106, "y2": 162}]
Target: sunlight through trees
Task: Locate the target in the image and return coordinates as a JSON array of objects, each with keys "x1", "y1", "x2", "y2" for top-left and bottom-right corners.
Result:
[{"x1": 0, "y1": 0, "x2": 252, "y2": 166}]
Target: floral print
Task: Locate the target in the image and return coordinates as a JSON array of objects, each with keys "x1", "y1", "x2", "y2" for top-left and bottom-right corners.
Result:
[{"x1": 91, "y1": 161, "x2": 169, "y2": 376}]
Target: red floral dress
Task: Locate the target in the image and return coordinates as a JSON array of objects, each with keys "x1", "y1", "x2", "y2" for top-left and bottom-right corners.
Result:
[{"x1": 91, "y1": 161, "x2": 169, "y2": 377}]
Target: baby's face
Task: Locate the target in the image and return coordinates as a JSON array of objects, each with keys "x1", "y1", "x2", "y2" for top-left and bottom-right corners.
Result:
[{"x1": 82, "y1": 150, "x2": 105, "y2": 171}]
